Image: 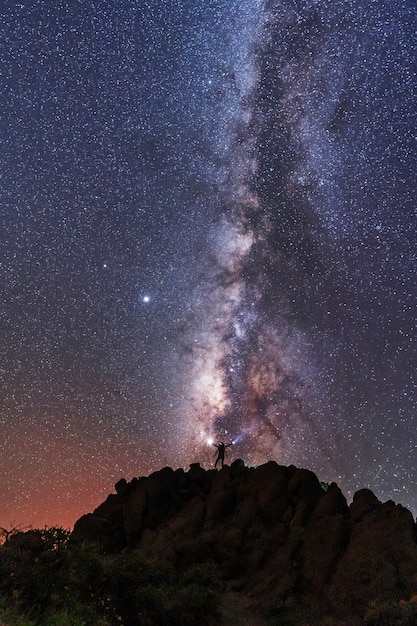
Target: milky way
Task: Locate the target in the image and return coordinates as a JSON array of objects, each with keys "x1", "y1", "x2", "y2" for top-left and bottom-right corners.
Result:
[{"x1": 1, "y1": 0, "x2": 416, "y2": 529}]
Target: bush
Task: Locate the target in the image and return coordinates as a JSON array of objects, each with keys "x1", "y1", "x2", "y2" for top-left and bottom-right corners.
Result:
[
  {"x1": 0, "y1": 528, "x2": 221, "y2": 626},
  {"x1": 104, "y1": 551, "x2": 221, "y2": 625},
  {"x1": 0, "y1": 527, "x2": 110, "y2": 624}
]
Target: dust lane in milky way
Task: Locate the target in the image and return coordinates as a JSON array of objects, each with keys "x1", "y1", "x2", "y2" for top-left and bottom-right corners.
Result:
[{"x1": 182, "y1": 0, "x2": 417, "y2": 505}]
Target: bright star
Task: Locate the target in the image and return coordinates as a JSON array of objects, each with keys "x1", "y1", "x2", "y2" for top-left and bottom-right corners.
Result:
[{"x1": 143, "y1": 295, "x2": 150, "y2": 303}]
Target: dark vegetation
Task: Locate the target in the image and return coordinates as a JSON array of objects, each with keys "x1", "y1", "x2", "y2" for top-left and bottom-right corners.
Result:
[
  {"x1": 2, "y1": 461, "x2": 417, "y2": 625},
  {"x1": 0, "y1": 526, "x2": 221, "y2": 625}
]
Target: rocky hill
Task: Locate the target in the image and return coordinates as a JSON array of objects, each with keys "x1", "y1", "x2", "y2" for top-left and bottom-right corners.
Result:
[{"x1": 72, "y1": 460, "x2": 417, "y2": 624}]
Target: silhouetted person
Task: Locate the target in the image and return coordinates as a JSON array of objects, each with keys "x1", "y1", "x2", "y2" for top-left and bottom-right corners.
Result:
[{"x1": 213, "y1": 441, "x2": 232, "y2": 469}]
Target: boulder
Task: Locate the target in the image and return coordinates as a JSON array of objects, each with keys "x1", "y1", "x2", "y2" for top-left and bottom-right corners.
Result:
[{"x1": 330, "y1": 497, "x2": 417, "y2": 617}]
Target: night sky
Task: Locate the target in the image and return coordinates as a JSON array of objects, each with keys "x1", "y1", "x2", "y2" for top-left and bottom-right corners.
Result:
[{"x1": 1, "y1": 0, "x2": 416, "y2": 529}]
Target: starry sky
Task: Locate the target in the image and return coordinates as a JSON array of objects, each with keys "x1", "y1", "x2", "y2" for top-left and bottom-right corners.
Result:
[{"x1": 1, "y1": 0, "x2": 416, "y2": 529}]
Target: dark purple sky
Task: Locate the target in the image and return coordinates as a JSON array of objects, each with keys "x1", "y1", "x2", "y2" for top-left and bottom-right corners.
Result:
[{"x1": 1, "y1": 0, "x2": 416, "y2": 528}]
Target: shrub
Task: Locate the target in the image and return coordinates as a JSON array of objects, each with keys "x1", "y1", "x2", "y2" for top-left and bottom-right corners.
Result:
[
  {"x1": 104, "y1": 552, "x2": 221, "y2": 625},
  {"x1": 0, "y1": 528, "x2": 221, "y2": 625}
]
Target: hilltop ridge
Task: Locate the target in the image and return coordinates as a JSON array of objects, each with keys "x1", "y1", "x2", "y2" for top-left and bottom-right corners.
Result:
[{"x1": 72, "y1": 460, "x2": 417, "y2": 623}]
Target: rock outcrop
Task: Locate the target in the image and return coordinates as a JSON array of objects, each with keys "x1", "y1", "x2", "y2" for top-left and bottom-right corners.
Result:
[{"x1": 72, "y1": 461, "x2": 417, "y2": 623}]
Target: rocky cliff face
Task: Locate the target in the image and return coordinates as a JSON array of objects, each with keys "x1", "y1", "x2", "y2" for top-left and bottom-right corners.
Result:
[{"x1": 72, "y1": 461, "x2": 417, "y2": 623}]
